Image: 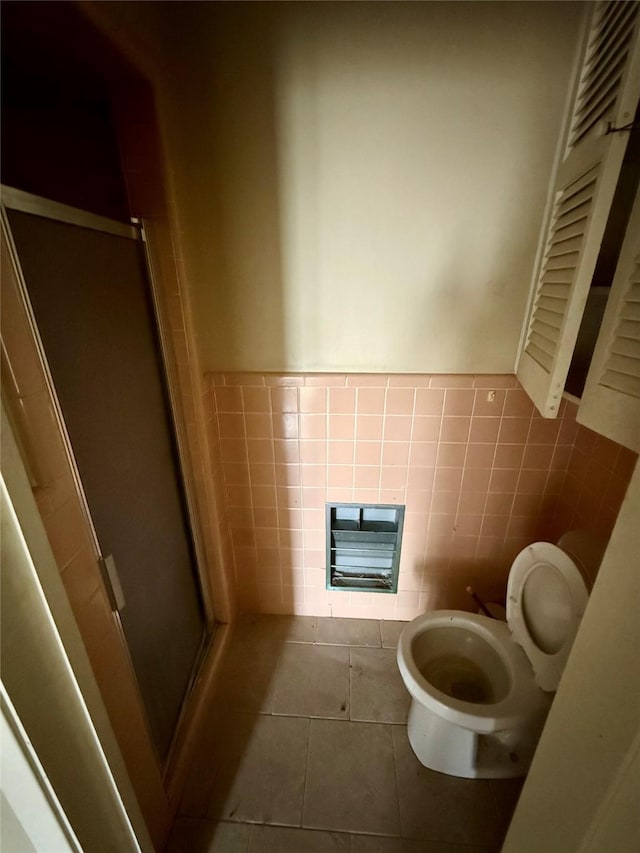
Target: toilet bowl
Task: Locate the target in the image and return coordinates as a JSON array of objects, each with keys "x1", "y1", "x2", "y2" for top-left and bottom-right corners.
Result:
[{"x1": 397, "y1": 538, "x2": 593, "y2": 779}]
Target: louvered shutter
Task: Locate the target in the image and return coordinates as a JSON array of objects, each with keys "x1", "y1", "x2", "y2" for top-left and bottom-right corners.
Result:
[
  {"x1": 517, "y1": 1, "x2": 640, "y2": 417},
  {"x1": 578, "y1": 187, "x2": 640, "y2": 451}
]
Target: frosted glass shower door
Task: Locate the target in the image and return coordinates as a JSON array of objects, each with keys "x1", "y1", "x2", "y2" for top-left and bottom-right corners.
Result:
[{"x1": 6, "y1": 202, "x2": 206, "y2": 761}]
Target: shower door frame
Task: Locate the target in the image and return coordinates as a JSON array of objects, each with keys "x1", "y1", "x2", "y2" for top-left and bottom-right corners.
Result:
[{"x1": 1, "y1": 185, "x2": 215, "y2": 771}]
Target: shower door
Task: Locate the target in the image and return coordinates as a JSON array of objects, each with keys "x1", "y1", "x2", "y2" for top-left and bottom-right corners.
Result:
[{"x1": 3, "y1": 190, "x2": 207, "y2": 761}]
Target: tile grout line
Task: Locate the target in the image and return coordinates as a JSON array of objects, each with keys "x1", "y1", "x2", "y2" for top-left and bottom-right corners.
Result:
[
  {"x1": 389, "y1": 714, "x2": 405, "y2": 841},
  {"x1": 348, "y1": 645, "x2": 353, "y2": 722},
  {"x1": 299, "y1": 710, "x2": 313, "y2": 834}
]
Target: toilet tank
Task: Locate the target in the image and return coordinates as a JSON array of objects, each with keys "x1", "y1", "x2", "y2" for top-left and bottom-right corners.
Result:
[{"x1": 557, "y1": 530, "x2": 607, "y2": 588}]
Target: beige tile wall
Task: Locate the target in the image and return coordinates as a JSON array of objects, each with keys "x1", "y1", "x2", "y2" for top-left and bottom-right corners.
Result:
[
  {"x1": 550, "y1": 413, "x2": 637, "y2": 568},
  {"x1": 204, "y1": 373, "x2": 637, "y2": 620}
]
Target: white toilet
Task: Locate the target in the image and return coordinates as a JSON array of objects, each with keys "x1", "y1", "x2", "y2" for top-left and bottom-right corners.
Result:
[{"x1": 397, "y1": 534, "x2": 598, "y2": 779}]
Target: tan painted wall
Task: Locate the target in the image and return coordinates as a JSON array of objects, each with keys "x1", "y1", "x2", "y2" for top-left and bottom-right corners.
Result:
[{"x1": 89, "y1": 1, "x2": 583, "y2": 374}]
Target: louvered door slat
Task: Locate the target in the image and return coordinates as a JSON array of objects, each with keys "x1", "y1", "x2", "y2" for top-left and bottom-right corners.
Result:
[
  {"x1": 545, "y1": 252, "x2": 580, "y2": 271},
  {"x1": 535, "y1": 320, "x2": 562, "y2": 344},
  {"x1": 529, "y1": 332, "x2": 557, "y2": 358},
  {"x1": 617, "y1": 319, "x2": 640, "y2": 339},
  {"x1": 526, "y1": 344, "x2": 554, "y2": 372},
  {"x1": 537, "y1": 296, "x2": 568, "y2": 314},
  {"x1": 517, "y1": 1, "x2": 640, "y2": 417},
  {"x1": 533, "y1": 305, "x2": 564, "y2": 327},
  {"x1": 555, "y1": 199, "x2": 593, "y2": 232},
  {"x1": 621, "y1": 300, "x2": 640, "y2": 321},
  {"x1": 559, "y1": 165, "x2": 600, "y2": 201},
  {"x1": 600, "y1": 371, "x2": 640, "y2": 397},
  {"x1": 541, "y1": 269, "x2": 575, "y2": 284},
  {"x1": 611, "y1": 336, "x2": 640, "y2": 359},
  {"x1": 547, "y1": 235, "x2": 585, "y2": 258},
  {"x1": 539, "y1": 283, "x2": 572, "y2": 300},
  {"x1": 557, "y1": 182, "x2": 598, "y2": 215},
  {"x1": 605, "y1": 353, "x2": 640, "y2": 378}
]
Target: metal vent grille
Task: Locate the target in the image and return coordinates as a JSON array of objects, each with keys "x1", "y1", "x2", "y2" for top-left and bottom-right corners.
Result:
[{"x1": 326, "y1": 503, "x2": 404, "y2": 593}]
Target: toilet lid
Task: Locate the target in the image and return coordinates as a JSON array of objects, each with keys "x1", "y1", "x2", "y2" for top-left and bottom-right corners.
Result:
[{"x1": 507, "y1": 542, "x2": 589, "y2": 691}]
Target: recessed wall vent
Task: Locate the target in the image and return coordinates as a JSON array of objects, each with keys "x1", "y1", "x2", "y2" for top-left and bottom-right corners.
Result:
[{"x1": 326, "y1": 503, "x2": 405, "y2": 593}]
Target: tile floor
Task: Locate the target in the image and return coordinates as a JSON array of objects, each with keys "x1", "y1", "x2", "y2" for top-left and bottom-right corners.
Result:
[{"x1": 168, "y1": 615, "x2": 522, "y2": 852}]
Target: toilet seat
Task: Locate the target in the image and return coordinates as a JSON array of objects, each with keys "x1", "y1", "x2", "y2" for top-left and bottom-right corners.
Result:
[{"x1": 507, "y1": 542, "x2": 589, "y2": 691}]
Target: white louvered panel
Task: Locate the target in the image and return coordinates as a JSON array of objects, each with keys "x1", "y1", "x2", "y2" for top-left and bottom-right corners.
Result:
[
  {"x1": 599, "y1": 267, "x2": 640, "y2": 397},
  {"x1": 579, "y1": 188, "x2": 640, "y2": 452},
  {"x1": 570, "y1": 1, "x2": 639, "y2": 148},
  {"x1": 517, "y1": 4, "x2": 640, "y2": 419},
  {"x1": 524, "y1": 168, "x2": 597, "y2": 374}
]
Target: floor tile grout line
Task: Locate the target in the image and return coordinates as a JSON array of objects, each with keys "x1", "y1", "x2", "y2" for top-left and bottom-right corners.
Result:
[
  {"x1": 300, "y1": 712, "x2": 314, "y2": 832},
  {"x1": 253, "y1": 708, "x2": 409, "y2": 725},
  {"x1": 389, "y1": 720, "x2": 405, "y2": 840},
  {"x1": 348, "y1": 644, "x2": 353, "y2": 722}
]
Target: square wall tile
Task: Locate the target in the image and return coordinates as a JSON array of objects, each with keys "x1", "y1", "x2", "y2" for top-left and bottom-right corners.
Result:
[
  {"x1": 299, "y1": 387, "x2": 327, "y2": 413},
  {"x1": 329, "y1": 415, "x2": 355, "y2": 440},
  {"x1": 473, "y1": 388, "x2": 505, "y2": 417},
  {"x1": 412, "y1": 417, "x2": 441, "y2": 441},
  {"x1": 300, "y1": 415, "x2": 327, "y2": 439},
  {"x1": 355, "y1": 442, "x2": 382, "y2": 465},
  {"x1": 215, "y1": 387, "x2": 243, "y2": 412},
  {"x1": 242, "y1": 387, "x2": 271, "y2": 412},
  {"x1": 386, "y1": 388, "x2": 415, "y2": 415},
  {"x1": 384, "y1": 416, "x2": 412, "y2": 441},
  {"x1": 415, "y1": 389, "x2": 444, "y2": 415},
  {"x1": 329, "y1": 387, "x2": 356, "y2": 414},
  {"x1": 503, "y1": 389, "x2": 534, "y2": 417},
  {"x1": 443, "y1": 389, "x2": 475, "y2": 416},
  {"x1": 273, "y1": 414, "x2": 299, "y2": 440},
  {"x1": 440, "y1": 417, "x2": 470, "y2": 443},
  {"x1": 271, "y1": 387, "x2": 298, "y2": 413},
  {"x1": 357, "y1": 388, "x2": 386, "y2": 414},
  {"x1": 437, "y1": 443, "x2": 467, "y2": 468},
  {"x1": 357, "y1": 416, "x2": 384, "y2": 441}
]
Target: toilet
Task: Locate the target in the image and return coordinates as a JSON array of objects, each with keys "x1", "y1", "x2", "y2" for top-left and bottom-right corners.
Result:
[{"x1": 397, "y1": 533, "x2": 598, "y2": 779}]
